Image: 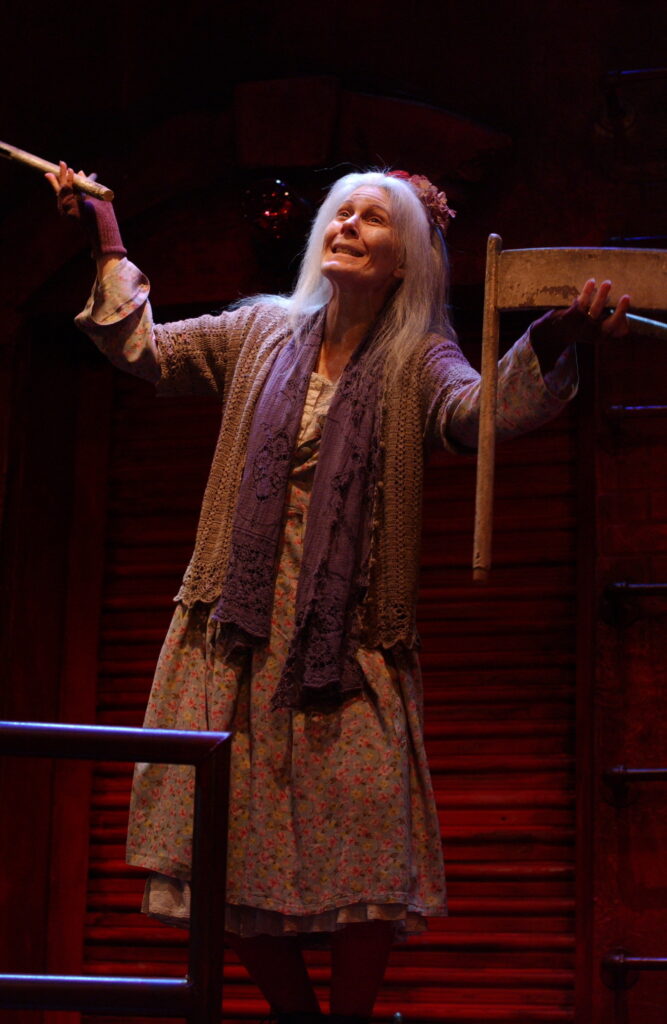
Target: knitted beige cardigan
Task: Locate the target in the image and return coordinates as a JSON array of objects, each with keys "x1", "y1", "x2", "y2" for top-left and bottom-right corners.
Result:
[{"x1": 78, "y1": 261, "x2": 575, "y2": 651}]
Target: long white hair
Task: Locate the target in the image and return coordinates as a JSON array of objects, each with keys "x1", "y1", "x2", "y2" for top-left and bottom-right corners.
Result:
[{"x1": 261, "y1": 171, "x2": 455, "y2": 373}]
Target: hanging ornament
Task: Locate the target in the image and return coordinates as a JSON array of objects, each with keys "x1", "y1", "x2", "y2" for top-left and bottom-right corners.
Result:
[{"x1": 242, "y1": 178, "x2": 311, "y2": 242}]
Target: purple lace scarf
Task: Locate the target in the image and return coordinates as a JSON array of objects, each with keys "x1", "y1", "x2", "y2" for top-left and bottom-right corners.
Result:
[{"x1": 212, "y1": 312, "x2": 382, "y2": 710}]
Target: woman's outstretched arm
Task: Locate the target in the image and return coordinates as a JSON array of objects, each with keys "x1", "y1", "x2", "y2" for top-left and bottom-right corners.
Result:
[
  {"x1": 46, "y1": 161, "x2": 244, "y2": 396},
  {"x1": 422, "y1": 279, "x2": 632, "y2": 450}
]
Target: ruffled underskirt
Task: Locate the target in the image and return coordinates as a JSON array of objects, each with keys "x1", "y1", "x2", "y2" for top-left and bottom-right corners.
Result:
[{"x1": 143, "y1": 873, "x2": 427, "y2": 938}]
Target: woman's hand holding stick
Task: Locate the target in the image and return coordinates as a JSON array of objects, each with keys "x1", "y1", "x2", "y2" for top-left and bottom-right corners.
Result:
[
  {"x1": 0, "y1": 139, "x2": 114, "y2": 201},
  {"x1": 45, "y1": 161, "x2": 125, "y2": 276}
]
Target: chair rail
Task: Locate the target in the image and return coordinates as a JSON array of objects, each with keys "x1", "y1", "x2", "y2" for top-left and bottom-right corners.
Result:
[{"x1": 0, "y1": 720, "x2": 231, "y2": 1023}]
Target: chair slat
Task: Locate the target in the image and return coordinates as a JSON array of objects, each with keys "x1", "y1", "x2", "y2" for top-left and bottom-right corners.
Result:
[{"x1": 497, "y1": 247, "x2": 667, "y2": 311}]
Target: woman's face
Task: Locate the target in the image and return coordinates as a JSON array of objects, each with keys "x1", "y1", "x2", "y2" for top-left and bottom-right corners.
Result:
[{"x1": 321, "y1": 186, "x2": 404, "y2": 299}]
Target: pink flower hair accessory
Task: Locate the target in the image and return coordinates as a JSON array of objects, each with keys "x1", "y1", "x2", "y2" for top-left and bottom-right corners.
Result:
[{"x1": 388, "y1": 169, "x2": 456, "y2": 236}]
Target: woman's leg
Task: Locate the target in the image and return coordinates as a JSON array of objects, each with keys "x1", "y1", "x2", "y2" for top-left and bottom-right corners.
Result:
[
  {"x1": 225, "y1": 931, "x2": 321, "y2": 1014},
  {"x1": 329, "y1": 920, "x2": 394, "y2": 1019}
]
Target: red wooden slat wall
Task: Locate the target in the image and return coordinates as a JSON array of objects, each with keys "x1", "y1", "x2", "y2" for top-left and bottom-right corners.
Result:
[
  {"x1": 590, "y1": 335, "x2": 667, "y2": 1022},
  {"x1": 82, "y1": 343, "x2": 578, "y2": 1023}
]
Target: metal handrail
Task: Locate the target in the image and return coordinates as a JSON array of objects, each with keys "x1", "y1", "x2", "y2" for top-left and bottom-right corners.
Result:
[
  {"x1": 607, "y1": 404, "x2": 667, "y2": 418},
  {"x1": 604, "y1": 952, "x2": 667, "y2": 972},
  {"x1": 600, "y1": 581, "x2": 667, "y2": 626},
  {"x1": 602, "y1": 765, "x2": 667, "y2": 807},
  {"x1": 602, "y1": 950, "x2": 667, "y2": 990},
  {"x1": 0, "y1": 721, "x2": 231, "y2": 1023},
  {"x1": 605, "y1": 582, "x2": 667, "y2": 596},
  {"x1": 604, "y1": 766, "x2": 667, "y2": 784}
]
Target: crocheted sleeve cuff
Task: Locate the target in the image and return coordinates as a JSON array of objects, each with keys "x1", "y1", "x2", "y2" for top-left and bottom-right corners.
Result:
[
  {"x1": 435, "y1": 328, "x2": 579, "y2": 451},
  {"x1": 75, "y1": 258, "x2": 159, "y2": 383}
]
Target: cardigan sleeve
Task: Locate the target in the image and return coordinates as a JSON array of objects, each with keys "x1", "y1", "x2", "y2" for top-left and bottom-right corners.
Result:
[
  {"x1": 422, "y1": 326, "x2": 578, "y2": 451},
  {"x1": 75, "y1": 258, "x2": 243, "y2": 398}
]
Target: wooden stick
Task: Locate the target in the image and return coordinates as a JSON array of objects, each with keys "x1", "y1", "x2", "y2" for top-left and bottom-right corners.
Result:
[
  {"x1": 0, "y1": 140, "x2": 114, "y2": 201},
  {"x1": 473, "y1": 234, "x2": 502, "y2": 583}
]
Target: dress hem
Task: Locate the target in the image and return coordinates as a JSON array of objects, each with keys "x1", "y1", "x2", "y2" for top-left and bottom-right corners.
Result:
[{"x1": 142, "y1": 871, "x2": 446, "y2": 938}]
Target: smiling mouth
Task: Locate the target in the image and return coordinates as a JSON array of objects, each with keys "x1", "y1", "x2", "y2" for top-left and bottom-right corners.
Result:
[{"x1": 332, "y1": 244, "x2": 364, "y2": 257}]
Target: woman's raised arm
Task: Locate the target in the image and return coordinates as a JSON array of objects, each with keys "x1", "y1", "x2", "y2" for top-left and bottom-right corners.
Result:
[
  {"x1": 45, "y1": 163, "x2": 237, "y2": 395},
  {"x1": 422, "y1": 279, "x2": 631, "y2": 451},
  {"x1": 45, "y1": 160, "x2": 126, "y2": 280}
]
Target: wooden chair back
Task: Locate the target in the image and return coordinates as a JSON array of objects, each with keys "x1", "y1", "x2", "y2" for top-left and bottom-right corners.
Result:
[{"x1": 474, "y1": 235, "x2": 667, "y2": 582}]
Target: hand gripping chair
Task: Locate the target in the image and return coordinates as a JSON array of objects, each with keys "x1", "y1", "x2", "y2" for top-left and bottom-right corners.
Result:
[{"x1": 473, "y1": 234, "x2": 667, "y2": 582}]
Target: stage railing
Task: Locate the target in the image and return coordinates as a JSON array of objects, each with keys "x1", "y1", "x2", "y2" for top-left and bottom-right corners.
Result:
[
  {"x1": 602, "y1": 951, "x2": 667, "y2": 990},
  {"x1": 0, "y1": 721, "x2": 231, "y2": 1023}
]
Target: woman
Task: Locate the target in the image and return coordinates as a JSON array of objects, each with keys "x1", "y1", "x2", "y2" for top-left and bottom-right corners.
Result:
[{"x1": 48, "y1": 163, "x2": 629, "y2": 1024}]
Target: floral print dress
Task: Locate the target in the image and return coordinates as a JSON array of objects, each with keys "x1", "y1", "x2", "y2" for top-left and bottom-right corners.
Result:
[{"x1": 128, "y1": 371, "x2": 446, "y2": 937}]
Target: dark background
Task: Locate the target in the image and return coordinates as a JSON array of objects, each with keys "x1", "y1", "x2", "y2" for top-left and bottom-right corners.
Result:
[
  {"x1": 0, "y1": 2, "x2": 666, "y2": 1023},
  {"x1": 1, "y1": 0, "x2": 666, "y2": 270}
]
